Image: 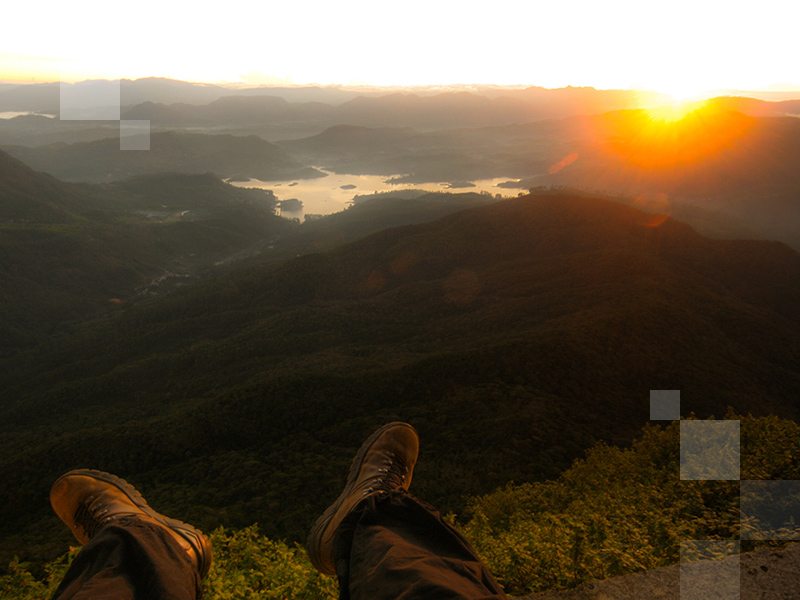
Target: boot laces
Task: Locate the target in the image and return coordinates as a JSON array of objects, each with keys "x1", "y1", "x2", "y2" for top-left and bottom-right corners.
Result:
[
  {"x1": 363, "y1": 451, "x2": 408, "y2": 495},
  {"x1": 73, "y1": 495, "x2": 117, "y2": 540}
]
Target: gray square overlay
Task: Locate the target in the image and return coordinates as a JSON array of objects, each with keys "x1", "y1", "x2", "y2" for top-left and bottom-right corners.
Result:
[
  {"x1": 120, "y1": 121, "x2": 151, "y2": 150},
  {"x1": 740, "y1": 480, "x2": 800, "y2": 540},
  {"x1": 680, "y1": 540, "x2": 740, "y2": 600},
  {"x1": 60, "y1": 79, "x2": 121, "y2": 120},
  {"x1": 680, "y1": 420, "x2": 740, "y2": 481},
  {"x1": 650, "y1": 389, "x2": 680, "y2": 420}
]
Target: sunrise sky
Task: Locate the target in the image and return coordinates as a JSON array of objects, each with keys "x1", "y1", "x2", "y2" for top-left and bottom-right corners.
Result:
[{"x1": 2, "y1": 0, "x2": 798, "y2": 99}]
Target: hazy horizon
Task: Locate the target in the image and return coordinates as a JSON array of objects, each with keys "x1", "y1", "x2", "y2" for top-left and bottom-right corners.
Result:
[
  {"x1": 3, "y1": 0, "x2": 799, "y2": 102},
  {"x1": 3, "y1": 76, "x2": 800, "y2": 108}
]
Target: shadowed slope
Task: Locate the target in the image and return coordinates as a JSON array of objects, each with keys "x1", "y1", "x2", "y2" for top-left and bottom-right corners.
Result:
[
  {"x1": 1, "y1": 194, "x2": 799, "y2": 567},
  {"x1": 0, "y1": 150, "x2": 292, "y2": 351}
]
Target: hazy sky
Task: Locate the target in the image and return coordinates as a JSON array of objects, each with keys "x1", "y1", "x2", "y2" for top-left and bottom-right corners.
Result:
[{"x1": 2, "y1": 0, "x2": 798, "y2": 98}]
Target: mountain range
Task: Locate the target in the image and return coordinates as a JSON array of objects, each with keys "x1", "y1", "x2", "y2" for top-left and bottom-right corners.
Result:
[
  {"x1": 106, "y1": 87, "x2": 800, "y2": 132},
  {"x1": 3, "y1": 81, "x2": 799, "y2": 256},
  {"x1": 9, "y1": 104, "x2": 798, "y2": 256},
  {"x1": 0, "y1": 80, "x2": 676, "y2": 144}
]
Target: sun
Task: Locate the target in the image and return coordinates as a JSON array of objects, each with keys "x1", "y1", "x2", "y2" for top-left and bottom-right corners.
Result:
[
  {"x1": 647, "y1": 100, "x2": 705, "y2": 124},
  {"x1": 612, "y1": 100, "x2": 752, "y2": 170},
  {"x1": 636, "y1": 76, "x2": 719, "y2": 122}
]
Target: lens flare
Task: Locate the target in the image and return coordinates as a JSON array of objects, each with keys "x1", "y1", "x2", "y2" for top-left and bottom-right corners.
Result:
[
  {"x1": 548, "y1": 153, "x2": 579, "y2": 174},
  {"x1": 634, "y1": 194, "x2": 671, "y2": 227}
]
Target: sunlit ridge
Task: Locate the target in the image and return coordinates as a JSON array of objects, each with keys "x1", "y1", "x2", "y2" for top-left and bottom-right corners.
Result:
[
  {"x1": 611, "y1": 102, "x2": 754, "y2": 169},
  {"x1": 646, "y1": 99, "x2": 707, "y2": 124}
]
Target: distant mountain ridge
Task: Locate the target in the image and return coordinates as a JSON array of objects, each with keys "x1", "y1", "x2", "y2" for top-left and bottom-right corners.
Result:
[
  {"x1": 120, "y1": 86, "x2": 670, "y2": 132},
  {"x1": 113, "y1": 88, "x2": 800, "y2": 132},
  {"x1": 2, "y1": 131, "x2": 326, "y2": 182},
  {"x1": 0, "y1": 78, "x2": 369, "y2": 114}
]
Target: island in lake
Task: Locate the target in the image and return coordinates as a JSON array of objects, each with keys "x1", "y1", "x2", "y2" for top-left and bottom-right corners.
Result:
[{"x1": 278, "y1": 198, "x2": 303, "y2": 211}]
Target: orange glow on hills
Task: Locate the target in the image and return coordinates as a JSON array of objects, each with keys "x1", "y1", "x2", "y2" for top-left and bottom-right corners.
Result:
[
  {"x1": 646, "y1": 100, "x2": 705, "y2": 123},
  {"x1": 605, "y1": 104, "x2": 756, "y2": 169}
]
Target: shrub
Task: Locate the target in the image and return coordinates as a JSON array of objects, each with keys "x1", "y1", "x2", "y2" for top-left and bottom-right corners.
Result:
[
  {"x1": 0, "y1": 528, "x2": 335, "y2": 600},
  {"x1": 461, "y1": 413, "x2": 800, "y2": 596},
  {"x1": 5, "y1": 414, "x2": 798, "y2": 599}
]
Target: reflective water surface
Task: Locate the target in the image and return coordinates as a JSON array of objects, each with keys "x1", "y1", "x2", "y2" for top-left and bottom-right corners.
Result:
[{"x1": 230, "y1": 169, "x2": 514, "y2": 219}]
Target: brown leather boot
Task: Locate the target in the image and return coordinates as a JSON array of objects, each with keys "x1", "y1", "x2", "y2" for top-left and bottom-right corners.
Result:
[
  {"x1": 50, "y1": 469, "x2": 213, "y2": 579},
  {"x1": 306, "y1": 422, "x2": 419, "y2": 575}
]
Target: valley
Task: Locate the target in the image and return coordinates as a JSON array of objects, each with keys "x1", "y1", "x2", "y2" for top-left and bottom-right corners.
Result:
[{"x1": 1, "y1": 79, "x2": 799, "y2": 592}]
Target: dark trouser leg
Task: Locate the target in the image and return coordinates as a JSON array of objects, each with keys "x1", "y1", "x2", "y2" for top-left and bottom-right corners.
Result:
[
  {"x1": 51, "y1": 515, "x2": 202, "y2": 600},
  {"x1": 333, "y1": 491, "x2": 507, "y2": 600}
]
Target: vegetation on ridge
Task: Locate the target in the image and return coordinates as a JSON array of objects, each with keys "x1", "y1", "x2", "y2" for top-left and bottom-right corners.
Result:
[
  {"x1": 4, "y1": 414, "x2": 799, "y2": 598},
  {"x1": 463, "y1": 413, "x2": 800, "y2": 594}
]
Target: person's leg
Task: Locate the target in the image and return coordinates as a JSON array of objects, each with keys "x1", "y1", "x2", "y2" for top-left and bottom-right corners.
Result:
[
  {"x1": 49, "y1": 469, "x2": 212, "y2": 600},
  {"x1": 307, "y1": 422, "x2": 507, "y2": 600},
  {"x1": 334, "y1": 491, "x2": 507, "y2": 600}
]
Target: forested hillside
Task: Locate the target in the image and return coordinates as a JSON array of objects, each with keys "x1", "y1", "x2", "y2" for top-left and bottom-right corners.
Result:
[
  {"x1": 2, "y1": 193, "x2": 799, "y2": 570},
  {"x1": 0, "y1": 150, "x2": 289, "y2": 353}
]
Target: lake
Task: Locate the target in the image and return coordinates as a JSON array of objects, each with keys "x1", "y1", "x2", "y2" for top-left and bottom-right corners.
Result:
[{"x1": 230, "y1": 169, "x2": 516, "y2": 219}]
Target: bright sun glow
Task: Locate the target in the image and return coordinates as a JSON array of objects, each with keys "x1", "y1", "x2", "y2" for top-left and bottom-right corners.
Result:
[
  {"x1": 664, "y1": 88, "x2": 708, "y2": 104},
  {"x1": 655, "y1": 79, "x2": 719, "y2": 104},
  {"x1": 646, "y1": 100, "x2": 705, "y2": 124},
  {"x1": 0, "y1": 0, "x2": 798, "y2": 92},
  {"x1": 608, "y1": 102, "x2": 754, "y2": 170}
]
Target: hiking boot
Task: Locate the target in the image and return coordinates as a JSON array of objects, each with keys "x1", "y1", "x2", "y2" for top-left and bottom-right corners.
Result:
[
  {"x1": 50, "y1": 469, "x2": 213, "y2": 579},
  {"x1": 307, "y1": 422, "x2": 419, "y2": 575}
]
